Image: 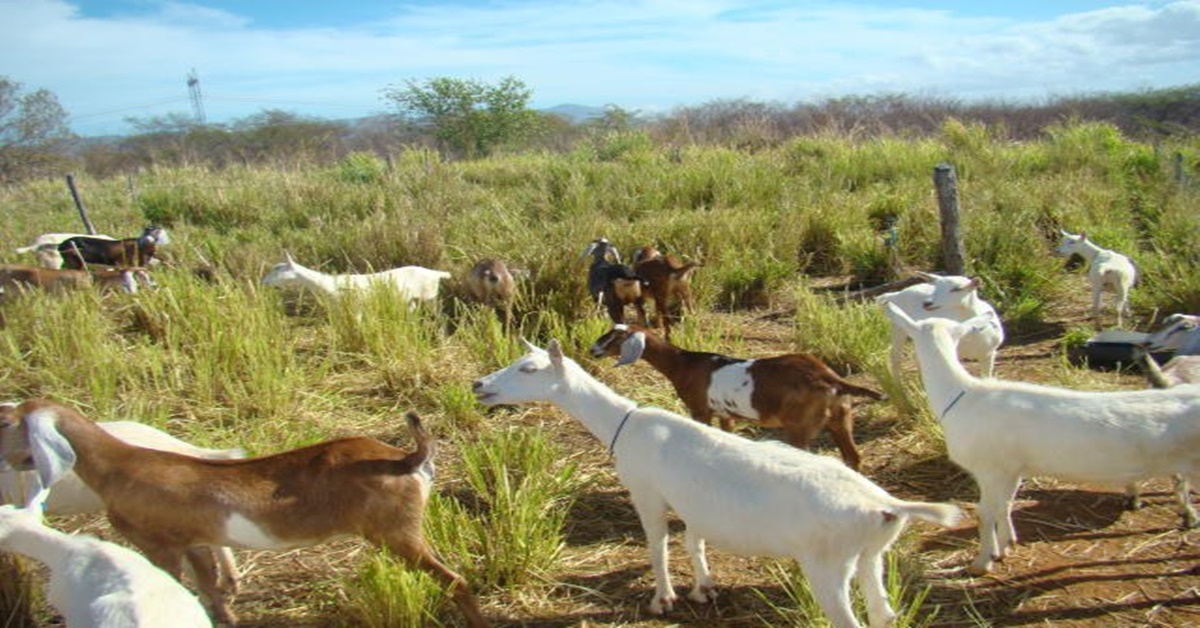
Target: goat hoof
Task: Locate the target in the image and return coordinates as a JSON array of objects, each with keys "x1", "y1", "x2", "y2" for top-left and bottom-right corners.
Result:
[
  {"x1": 966, "y1": 559, "x2": 993, "y2": 577},
  {"x1": 688, "y1": 584, "x2": 717, "y2": 604},
  {"x1": 649, "y1": 594, "x2": 677, "y2": 614}
]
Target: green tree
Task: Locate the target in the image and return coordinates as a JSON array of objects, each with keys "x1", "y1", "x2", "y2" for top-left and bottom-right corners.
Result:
[
  {"x1": 0, "y1": 76, "x2": 75, "y2": 182},
  {"x1": 383, "y1": 76, "x2": 540, "y2": 158}
]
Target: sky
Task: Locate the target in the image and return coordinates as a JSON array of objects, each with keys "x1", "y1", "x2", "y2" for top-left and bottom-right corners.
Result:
[{"x1": 1, "y1": 0, "x2": 1198, "y2": 136}]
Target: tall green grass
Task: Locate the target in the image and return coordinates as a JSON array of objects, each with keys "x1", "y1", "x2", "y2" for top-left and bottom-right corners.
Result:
[
  {"x1": 421, "y1": 427, "x2": 585, "y2": 590},
  {"x1": 0, "y1": 121, "x2": 1196, "y2": 623}
]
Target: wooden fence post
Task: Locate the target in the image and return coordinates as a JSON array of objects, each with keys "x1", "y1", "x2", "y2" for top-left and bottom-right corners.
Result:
[
  {"x1": 66, "y1": 174, "x2": 98, "y2": 235},
  {"x1": 933, "y1": 163, "x2": 965, "y2": 275}
]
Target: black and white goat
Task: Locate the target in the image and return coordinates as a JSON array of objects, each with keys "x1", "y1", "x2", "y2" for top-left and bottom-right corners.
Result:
[
  {"x1": 58, "y1": 226, "x2": 170, "y2": 270},
  {"x1": 579, "y1": 237, "x2": 647, "y2": 325}
]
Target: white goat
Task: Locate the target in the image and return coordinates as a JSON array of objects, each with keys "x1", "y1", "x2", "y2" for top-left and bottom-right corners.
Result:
[
  {"x1": 875, "y1": 271, "x2": 1005, "y2": 378},
  {"x1": 0, "y1": 400, "x2": 487, "y2": 627},
  {"x1": 1146, "y1": 313, "x2": 1200, "y2": 356},
  {"x1": 1055, "y1": 230, "x2": 1137, "y2": 327},
  {"x1": 0, "y1": 502, "x2": 212, "y2": 627},
  {"x1": 473, "y1": 340, "x2": 960, "y2": 628},
  {"x1": 261, "y1": 252, "x2": 450, "y2": 306},
  {"x1": 15, "y1": 232, "x2": 115, "y2": 254},
  {"x1": 882, "y1": 302, "x2": 1200, "y2": 576}
]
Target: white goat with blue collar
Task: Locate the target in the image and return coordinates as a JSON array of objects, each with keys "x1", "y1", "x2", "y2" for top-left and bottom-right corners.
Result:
[
  {"x1": 473, "y1": 339, "x2": 960, "y2": 628},
  {"x1": 883, "y1": 302, "x2": 1200, "y2": 576}
]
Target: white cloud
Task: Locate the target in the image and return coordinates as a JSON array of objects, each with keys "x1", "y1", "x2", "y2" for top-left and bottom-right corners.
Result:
[{"x1": 0, "y1": 0, "x2": 1195, "y2": 134}]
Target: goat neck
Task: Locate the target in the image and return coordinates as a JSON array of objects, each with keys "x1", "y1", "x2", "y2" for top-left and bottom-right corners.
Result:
[
  {"x1": 905, "y1": 321, "x2": 978, "y2": 420},
  {"x1": 558, "y1": 361, "x2": 639, "y2": 452},
  {"x1": 1066, "y1": 237, "x2": 1104, "y2": 262},
  {"x1": 0, "y1": 508, "x2": 71, "y2": 568},
  {"x1": 291, "y1": 262, "x2": 340, "y2": 296},
  {"x1": 621, "y1": 325, "x2": 689, "y2": 374}
]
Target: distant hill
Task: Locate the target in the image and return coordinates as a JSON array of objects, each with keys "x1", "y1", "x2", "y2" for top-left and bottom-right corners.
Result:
[{"x1": 542, "y1": 104, "x2": 606, "y2": 123}]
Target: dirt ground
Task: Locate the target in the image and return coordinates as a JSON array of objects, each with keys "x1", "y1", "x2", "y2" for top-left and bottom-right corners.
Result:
[{"x1": 26, "y1": 287, "x2": 1200, "y2": 627}]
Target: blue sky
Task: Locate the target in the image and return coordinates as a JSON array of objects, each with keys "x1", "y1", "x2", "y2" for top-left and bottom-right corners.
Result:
[{"x1": 2, "y1": 0, "x2": 1197, "y2": 136}]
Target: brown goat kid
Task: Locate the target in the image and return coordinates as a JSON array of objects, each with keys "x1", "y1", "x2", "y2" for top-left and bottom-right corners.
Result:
[
  {"x1": 0, "y1": 400, "x2": 488, "y2": 628},
  {"x1": 465, "y1": 258, "x2": 516, "y2": 325},
  {"x1": 631, "y1": 246, "x2": 701, "y2": 339},
  {"x1": 0, "y1": 265, "x2": 92, "y2": 297},
  {"x1": 0, "y1": 265, "x2": 151, "y2": 300},
  {"x1": 590, "y1": 325, "x2": 883, "y2": 470}
]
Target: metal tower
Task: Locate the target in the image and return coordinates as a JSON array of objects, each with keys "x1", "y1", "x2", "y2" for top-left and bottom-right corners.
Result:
[{"x1": 187, "y1": 69, "x2": 206, "y2": 125}]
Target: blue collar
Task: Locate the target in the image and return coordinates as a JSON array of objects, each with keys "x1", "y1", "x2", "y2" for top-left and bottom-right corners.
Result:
[
  {"x1": 609, "y1": 406, "x2": 637, "y2": 455},
  {"x1": 941, "y1": 390, "x2": 967, "y2": 419}
]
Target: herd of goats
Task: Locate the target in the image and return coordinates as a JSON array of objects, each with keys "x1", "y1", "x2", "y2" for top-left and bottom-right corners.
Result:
[{"x1": 0, "y1": 225, "x2": 1197, "y2": 627}]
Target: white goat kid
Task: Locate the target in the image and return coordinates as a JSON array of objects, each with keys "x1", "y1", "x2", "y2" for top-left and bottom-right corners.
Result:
[
  {"x1": 875, "y1": 271, "x2": 1005, "y2": 378},
  {"x1": 473, "y1": 340, "x2": 960, "y2": 628},
  {"x1": 1055, "y1": 230, "x2": 1137, "y2": 327},
  {"x1": 882, "y1": 302, "x2": 1200, "y2": 576},
  {"x1": 261, "y1": 252, "x2": 451, "y2": 306},
  {"x1": 0, "y1": 501, "x2": 212, "y2": 627}
]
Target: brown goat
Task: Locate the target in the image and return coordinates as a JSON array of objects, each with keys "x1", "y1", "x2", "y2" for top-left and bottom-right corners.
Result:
[
  {"x1": 0, "y1": 265, "x2": 92, "y2": 300},
  {"x1": 590, "y1": 324, "x2": 883, "y2": 470},
  {"x1": 465, "y1": 258, "x2": 516, "y2": 325},
  {"x1": 0, "y1": 265, "x2": 151, "y2": 300},
  {"x1": 631, "y1": 246, "x2": 701, "y2": 338},
  {"x1": 0, "y1": 400, "x2": 488, "y2": 627}
]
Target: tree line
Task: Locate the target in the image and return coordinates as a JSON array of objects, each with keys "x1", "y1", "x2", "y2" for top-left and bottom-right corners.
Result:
[{"x1": 1, "y1": 74, "x2": 1198, "y2": 183}]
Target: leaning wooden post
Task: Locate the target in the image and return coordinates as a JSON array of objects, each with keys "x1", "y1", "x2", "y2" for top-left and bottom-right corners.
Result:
[
  {"x1": 66, "y1": 174, "x2": 98, "y2": 235},
  {"x1": 933, "y1": 163, "x2": 965, "y2": 275}
]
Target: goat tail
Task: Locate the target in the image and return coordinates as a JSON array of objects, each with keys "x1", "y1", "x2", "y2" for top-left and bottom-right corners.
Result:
[
  {"x1": 405, "y1": 411, "x2": 437, "y2": 465},
  {"x1": 838, "y1": 381, "x2": 886, "y2": 401},
  {"x1": 891, "y1": 501, "x2": 962, "y2": 528}
]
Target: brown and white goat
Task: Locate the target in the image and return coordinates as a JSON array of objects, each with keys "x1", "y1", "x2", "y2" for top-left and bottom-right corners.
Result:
[
  {"x1": 0, "y1": 400, "x2": 488, "y2": 628},
  {"x1": 590, "y1": 324, "x2": 884, "y2": 470},
  {"x1": 631, "y1": 246, "x2": 701, "y2": 339},
  {"x1": 465, "y1": 258, "x2": 516, "y2": 325}
]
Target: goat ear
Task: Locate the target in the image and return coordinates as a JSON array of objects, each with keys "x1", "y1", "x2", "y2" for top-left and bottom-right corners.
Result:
[
  {"x1": 547, "y1": 339, "x2": 565, "y2": 370},
  {"x1": 966, "y1": 277, "x2": 981, "y2": 291},
  {"x1": 24, "y1": 410, "x2": 76, "y2": 495},
  {"x1": 1078, "y1": 231, "x2": 1088, "y2": 240},
  {"x1": 616, "y1": 332, "x2": 647, "y2": 366}
]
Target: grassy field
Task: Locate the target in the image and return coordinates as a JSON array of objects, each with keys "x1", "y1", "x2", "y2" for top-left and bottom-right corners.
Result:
[{"x1": 1, "y1": 121, "x2": 1198, "y2": 626}]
